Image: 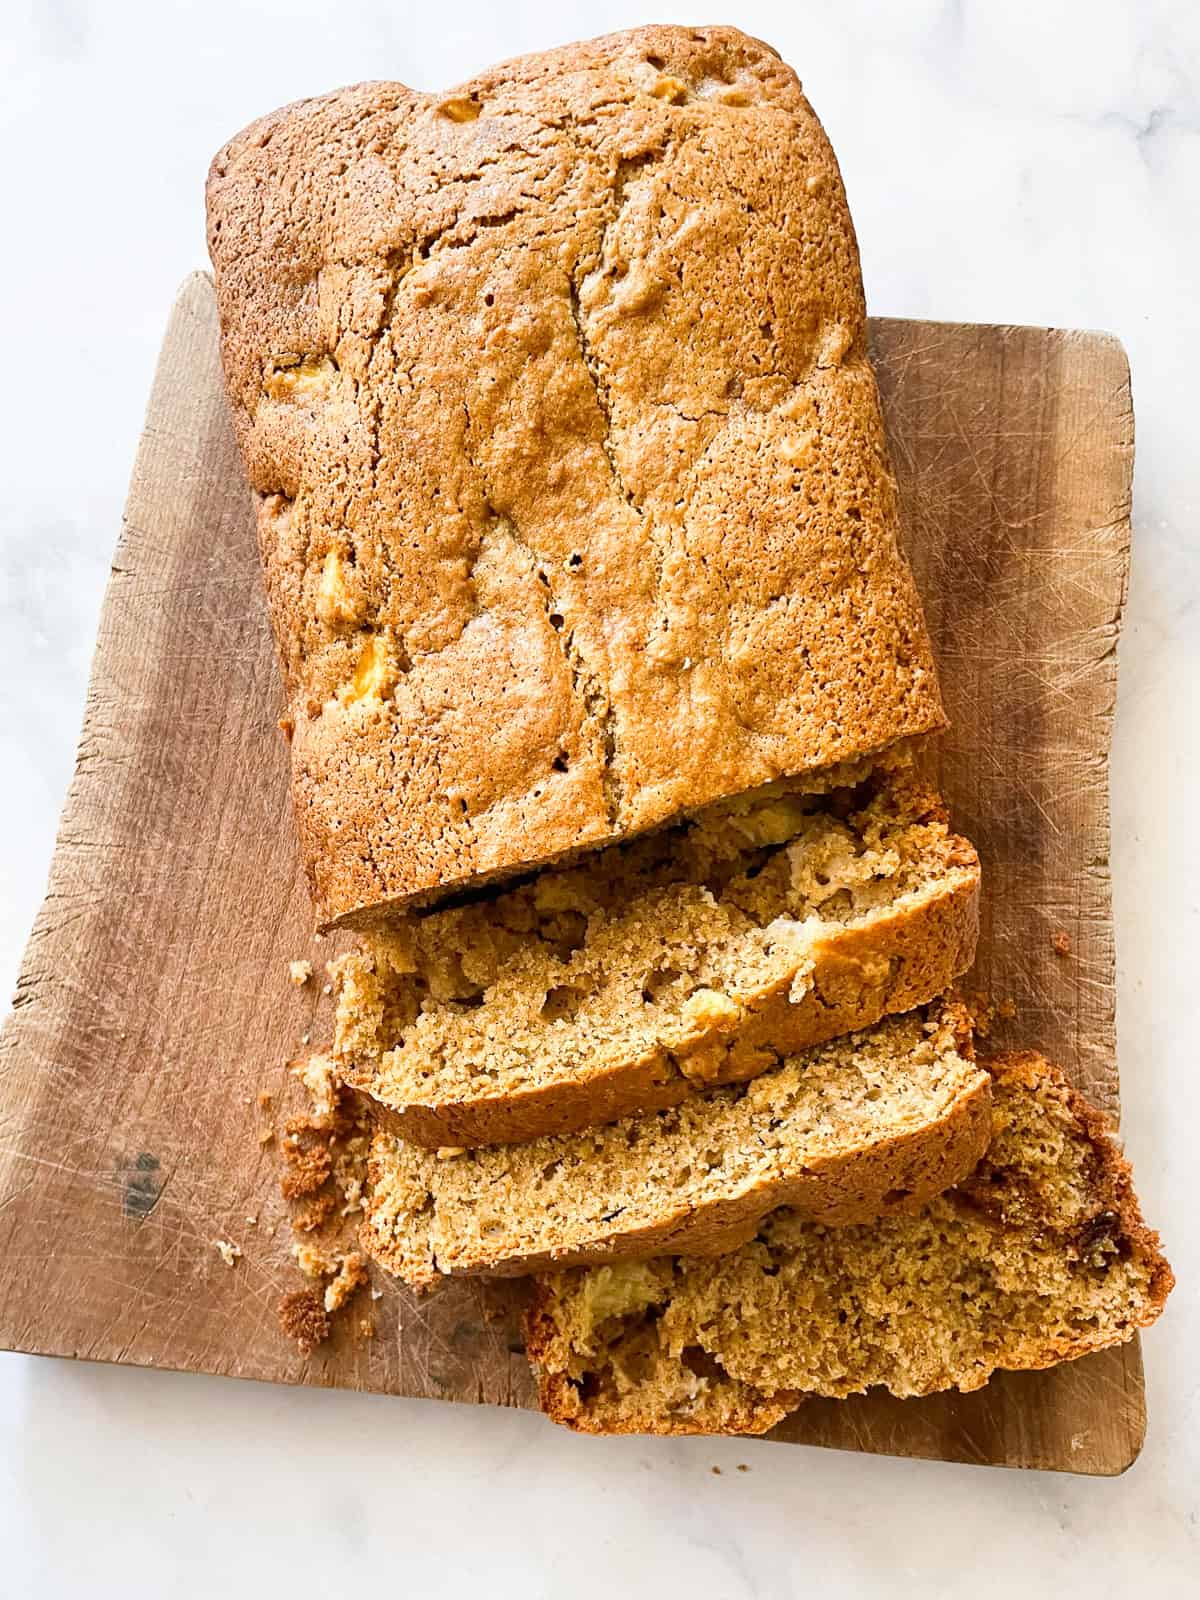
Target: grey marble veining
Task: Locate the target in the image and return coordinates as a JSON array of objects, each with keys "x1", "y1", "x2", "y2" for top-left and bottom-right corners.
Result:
[{"x1": 0, "y1": 1, "x2": 1197, "y2": 1594}]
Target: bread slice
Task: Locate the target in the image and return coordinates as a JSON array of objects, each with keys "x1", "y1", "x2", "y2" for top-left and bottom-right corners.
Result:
[
  {"x1": 525, "y1": 1051, "x2": 1174, "y2": 1436},
  {"x1": 207, "y1": 25, "x2": 947, "y2": 929},
  {"x1": 360, "y1": 1004, "x2": 990, "y2": 1288},
  {"x1": 335, "y1": 772, "x2": 979, "y2": 1148}
]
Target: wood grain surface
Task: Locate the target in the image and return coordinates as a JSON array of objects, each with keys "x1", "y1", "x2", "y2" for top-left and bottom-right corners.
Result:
[{"x1": 0, "y1": 275, "x2": 1138, "y2": 1473}]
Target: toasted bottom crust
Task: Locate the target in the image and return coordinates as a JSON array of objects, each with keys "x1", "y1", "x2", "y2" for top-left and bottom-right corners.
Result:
[
  {"x1": 531, "y1": 1357, "x2": 800, "y2": 1438},
  {"x1": 524, "y1": 1051, "x2": 1174, "y2": 1437},
  {"x1": 344, "y1": 859, "x2": 980, "y2": 1150}
]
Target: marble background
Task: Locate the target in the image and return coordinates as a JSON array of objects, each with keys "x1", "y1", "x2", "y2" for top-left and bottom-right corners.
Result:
[{"x1": 1, "y1": 1, "x2": 1196, "y2": 1593}]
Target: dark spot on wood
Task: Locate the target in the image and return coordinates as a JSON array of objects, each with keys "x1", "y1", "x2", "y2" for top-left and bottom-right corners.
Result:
[{"x1": 122, "y1": 1153, "x2": 164, "y2": 1221}]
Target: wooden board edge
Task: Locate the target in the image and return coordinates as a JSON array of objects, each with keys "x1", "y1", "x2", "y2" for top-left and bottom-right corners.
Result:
[{"x1": 0, "y1": 271, "x2": 221, "y2": 1120}]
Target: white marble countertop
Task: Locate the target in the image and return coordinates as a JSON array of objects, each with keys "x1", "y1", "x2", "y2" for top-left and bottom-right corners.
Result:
[{"x1": 1, "y1": 1, "x2": 1196, "y2": 1592}]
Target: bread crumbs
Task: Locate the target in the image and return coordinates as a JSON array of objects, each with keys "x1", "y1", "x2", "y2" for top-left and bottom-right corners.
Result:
[
  {"x1": 293, "y1": 1240, "x2": 337, "y2": 1279},
  {"x1": 324, "y1": 1252, "x2": 368, "y2": 1313},
  {"x1": 289, "y1": 959, "x2": 313, "y2": 986},
  {"x1": 270, "y1": 1047, "x2": 376, "y2": 1355},
  {"x1": 214, "y1": 1239, "x2": 241, "y2": 1267},
  {"x1": 278, "y1": 1288, "x2": 330, "y2": 1354}
]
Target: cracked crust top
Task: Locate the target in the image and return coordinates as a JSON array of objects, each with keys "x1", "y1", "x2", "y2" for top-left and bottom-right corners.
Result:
[{"x1": 207, "y1": 25, "x2": 946, "y2": 928}]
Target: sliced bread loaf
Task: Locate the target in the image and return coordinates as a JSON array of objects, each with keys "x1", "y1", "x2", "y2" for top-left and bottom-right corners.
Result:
[
  {"x1": 526, "y1": 1051, "x2": 1173, "y2": 1436},
  {"x1": 335, "y1": 772, "x2": 979, "y2": 1148},
  {"x1": 360, "y1": 1005, "x2": 990, "y2": 1287}
]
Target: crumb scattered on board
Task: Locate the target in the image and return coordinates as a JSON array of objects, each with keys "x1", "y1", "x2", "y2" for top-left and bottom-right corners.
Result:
[
  {"x1": 323, "y1": 1253, "x2": 369, "y2": 1314},
  {"x1": 214, "y1": 1239, "x2": 242, "y2": 1267},
  {"x1": 967, "y1": 992, "x2": 1018, "y2": 1038},
  {"x1": 1052, "y1": 930, "x2": 1072, "y2": 957},
  {"x1": 289, "y1": 959, "x2": 313, "y2": 986},
  {"x1": 278, "y1": 1288, "x2": 330, "y2": 1355},
  {"x1": 267, "y1": 1038, "x2": 376, "y2": 1356}
]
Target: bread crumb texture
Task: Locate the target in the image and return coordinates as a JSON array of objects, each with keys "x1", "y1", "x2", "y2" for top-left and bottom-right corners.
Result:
[
  {"x1": 289, "y1": 959, "x2": 314, "y2": 985},
  {"x1": 526, "y1": 1052, "x2": 1173, "y2": 1435},
  {"x1": 213, "y1": 1239, "x2": 242, "y2": 1267},
  {"x1": 278, "y1": 1289, "x2": 330, "y2": 1355},
  {"x1": 359, "y1": 1004, "x2": 991, "y2": 1285},
  {"x1": 207, "y1": 24, "x2": 945, "y2": 927},
  {"x1": 335, "y1": 768, "x2": 978, "y2": 1146},
  {"x1": 273, "y1": 1055, "x2": 376, "y2": 1354}
]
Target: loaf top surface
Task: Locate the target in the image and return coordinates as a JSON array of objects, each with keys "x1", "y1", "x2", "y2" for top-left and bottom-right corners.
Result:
[{"x1": 207, "y1": 24, "x2": 945, "y2": 927}]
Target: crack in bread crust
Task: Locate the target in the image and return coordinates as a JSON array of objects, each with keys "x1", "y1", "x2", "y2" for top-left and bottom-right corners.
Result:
[{"x1": 206, "y1": 25, "x2": 946, "y2": 926}]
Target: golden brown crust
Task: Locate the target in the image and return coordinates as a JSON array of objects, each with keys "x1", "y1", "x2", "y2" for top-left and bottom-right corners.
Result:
[
  {"x1": 525, "y1": 1294, "x2": 800, "y2": 1437},
  {"x1": 206, "y1": 25, "x2": 945, "y2": 927},
  {"x1": 359, "y1": 1005, "x2": 990, "y2": 1286},
  {"x1": 527, "y1": 1309, "x2": 800, "y2": 1437}
]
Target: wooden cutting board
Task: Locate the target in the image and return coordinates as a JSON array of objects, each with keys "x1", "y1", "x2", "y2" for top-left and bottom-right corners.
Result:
[{"x1": 0, "y1": 274, "x2": 1137, "y2": 1474}]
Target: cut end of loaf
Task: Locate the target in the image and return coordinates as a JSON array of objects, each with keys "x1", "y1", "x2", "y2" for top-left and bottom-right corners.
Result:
[{"x1": 335, "y1": 768, "x2": 980, "y2": 1148}]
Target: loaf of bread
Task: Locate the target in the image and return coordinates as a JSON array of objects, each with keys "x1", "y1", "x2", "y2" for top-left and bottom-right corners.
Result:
[
  {"x1": 526, "y1": 1051, "x2": 1173, "y2": 1435},
  {"x1": 335, "y1": 770, "x2": 978, "y2": 1147},
  {"x1": 206, "y1": 24, "x2": 945, "y2": 928},
  {"x1": 360, "y1": 1005, "x2": 989, "y2": 1286}
]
